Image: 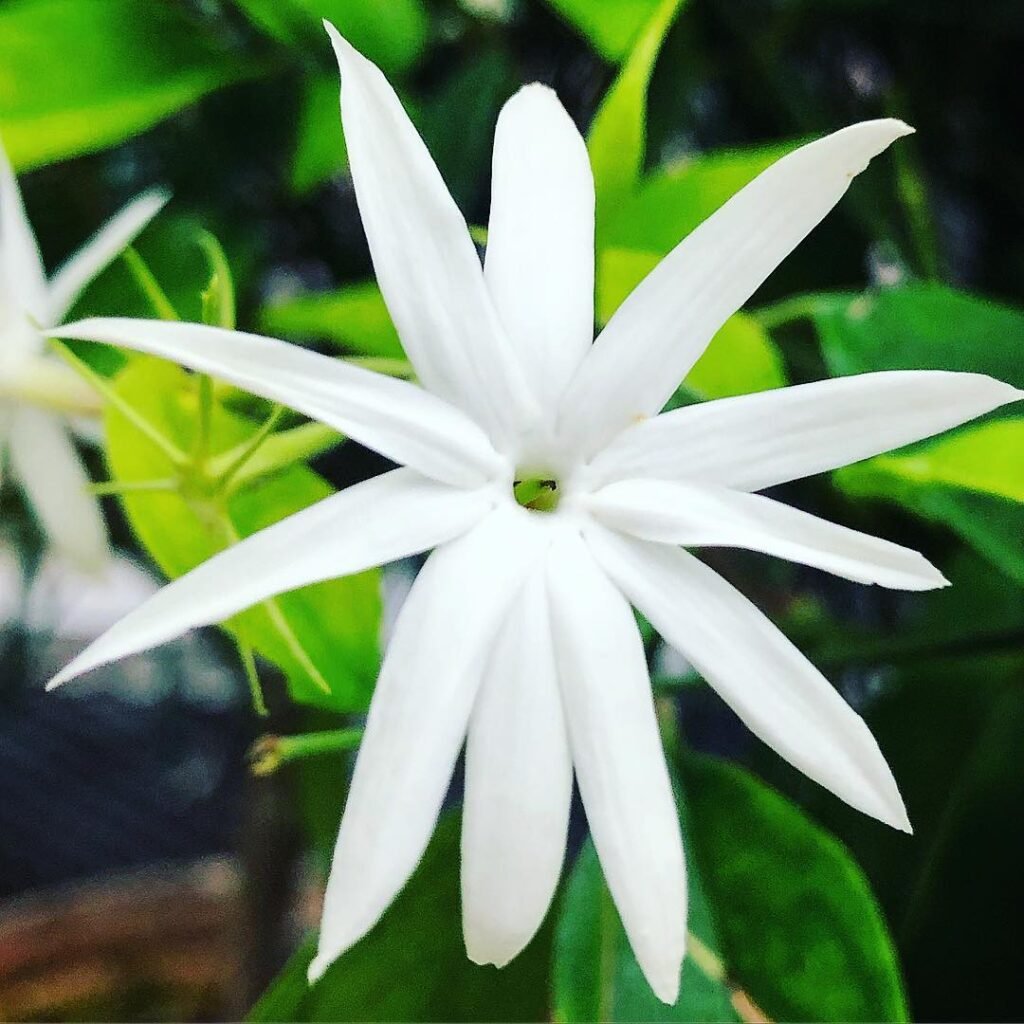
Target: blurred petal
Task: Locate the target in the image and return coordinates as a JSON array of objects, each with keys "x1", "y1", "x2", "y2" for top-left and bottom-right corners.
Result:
[
  {"x1": 589, "y1": 478, "x2": 948, "y2": 591},
  {"x1": 588, "y1": 525, "x2": 911, "y2": 832},
  {"x1": 311, "y1": 505, "x2": 551, "y2": 981},
  {"x1": 8, "y1": 407, "x2": 108, "y2": 571},
  {"x1": 54, "y1": 318, "x2": 503, "y2": 488},
  {"x1": 559, "y1": 121, "x2": 913, "y2": 457},
  {"x1": 46, "y1": 189, "x2": 169, "y2": 323},
  {"x1": 462, "y1": 572, "x2": 573, "y2": 967},
  {"x1": 588, "y1": 370, "x2": 1023, "y2": 492},
  {"x1": 48, "y1": 468, "x2": 491, "y2": 689},
  {"x1": 547, "y1": 529, "x2": 686, "y2": 1005},
  {"x1": 324, "y1": 23, "x2": 538, "y2": 445},
  {"x1": 0, "y1": 134, "x2": 47, "y2": 322},
  {"x1": 485, "y1": 85, "x2": 594, "y2": 413}
]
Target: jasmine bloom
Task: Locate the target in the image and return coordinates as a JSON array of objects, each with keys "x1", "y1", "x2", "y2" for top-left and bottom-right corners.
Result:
[
  {"x1": 0, "y1": 139, "x2": 166, "y2": 567},
  {"x1": 47, "y1": 26, "x2": 1020, "y2": 1003}
]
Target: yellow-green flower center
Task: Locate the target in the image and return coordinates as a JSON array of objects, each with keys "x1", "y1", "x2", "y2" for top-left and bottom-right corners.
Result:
[{"x1": 513, "y1": 474, "x2": 560, "y2": 512}]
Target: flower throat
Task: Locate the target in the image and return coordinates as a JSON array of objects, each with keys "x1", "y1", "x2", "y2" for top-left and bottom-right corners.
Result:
[{"x1": 513, "y1": 473, "x2": 560, "y2": 513}]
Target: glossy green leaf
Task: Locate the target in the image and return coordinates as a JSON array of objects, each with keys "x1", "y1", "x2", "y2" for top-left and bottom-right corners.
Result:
[
  {"x1": 0, "y1": 0, "x2": 264, "y2": 171},
  {"x1": 587, "y1": 0, "x2": 688, "y2": 236},
  {"x1": 680, "y1": 754, "x2": 909, "y2": 1023},
  {"x1": 261, "y1": 280, "x2": 403, "y2": 358},
  {"x1": 291, "y1": 71, "x2": 349, "y2": 195},
  {"x1": 248, "y1": 813, "x2": 553, "y2": 1022},
  {"x1": 236, "y1": 0, "x2": 428, "y2": 75},
  {"x1": 104, "y1": 357, "x2": 381, "y2": 711},
  {"x1": 554, "y1": 836, "x2": 738, "y2": 1022},
  {"x1": 814, "y1": 282, "x2": 1024, "y2": 387},
  {"x1": 684, "y1": 312, "x2": 786, "y2": 399},
  {"x1": 543, "y1": 0, "x2": 666, "y2": 62}
]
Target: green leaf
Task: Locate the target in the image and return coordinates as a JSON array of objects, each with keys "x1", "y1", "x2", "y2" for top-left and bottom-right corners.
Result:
[
  {"x1": 543, "y1": 0, "x2": 667, "y2": 62},
  {"x1": 0, "y1": 0, "x2": 264, "y2": 171},
  {"x1": 248, "y1": 813, "x2": 553, "y2": 1022},
  {"x1": 236, "y1": 0, "x2": 428, "y2": 75},
  {"x1": 587, "y1": 0, "x2": 688, "y2": 238},
  {"x1": 554, "y1": 837, "x2": 738, "y2": 1022},
  {"x1": 684, "y1": 313, "x2": 787, "y2": 400},
  {"x1": 105, "y1": 357, "x2": 380, "y2": 711},
  {"x1": 261, "y1": 280, "x2": 403, "y2": 358},
  {"x1": 814, "y1": 282, "x2": 1024, "y2": 387},
  {"x1": 291, "y1": 71, "x2": 348, "y2": 195},
  {"x1": 680, "y1": 754, "x2": 909, "y2": 1023}
]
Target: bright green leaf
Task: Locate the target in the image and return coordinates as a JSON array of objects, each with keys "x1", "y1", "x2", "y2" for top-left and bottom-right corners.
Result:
[
  {"x1": 291, "y1": 71, "x2": 348, "y2": 195},
  {"x1": 261, "y1": 280, "x2": 403, "y2": 358},
  {"x1": 247, "y1": 814, "x2": 553, "y2": 1022},
  {"x1": 105, "y1": 358, "x2": 380, "y2": 711},
  {"x1": 684, "y1": 312, "x2": 786, "y2": 399},
  {"x1": 587, "y1": 0, "x2": 688, "y2": 238},
  {"x1": 680, "y1": 754, "x2": 909, "y2": 1023},
  {"x1": 0, "y1": 0, "x2": 264, "y2": 170},
  {"x1": 544, "y1": 0, "x2": 666, "y2": 62}
]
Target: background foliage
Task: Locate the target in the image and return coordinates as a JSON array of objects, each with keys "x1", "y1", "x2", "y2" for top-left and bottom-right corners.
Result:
[{"x1": 1, "y1": 0, "x2": 1022, "y2": 1021}]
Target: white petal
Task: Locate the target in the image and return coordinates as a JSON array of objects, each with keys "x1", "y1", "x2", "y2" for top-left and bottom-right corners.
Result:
[
  {"x1": 310, "y1": 504, "x2": 551, "y2": 981},
  {"x1": 558, "y1": 120, "x2": 914, "y2": 457},
  {"x1": 48, "y1": 468, "x2": 491, "y2": 689},
  {"x1": 54, "y1": 317, "x2": 503, "y2": 488},
  {"x1": 461, "y1": 572, "x2": 573, "y2": 967},
  {"x1": 8, "y1": 407, "x2": 109, "y2": 571},
  {"x1": 587, "y1": 524, "x2": 911, "y2": 832},
  {"x1": 324, "y1": 24, "x2": 538, "y2": 446},
  {"x1": 484, "y1": 85, "x2": 594, "y2": 414},
  {"x1": 588, "y1": 478, "x2": 948, "y2": 591},
  {"x1": 46, "y1": 189, "x2": 169, "y2": 324},
  {"x1": 547, "y1": 529, "x2": 686, "y2": 1005},
  {"x1": 588, "y1": 370, "x2": 1023, "y2": 492},
  {"x1": 0, "y1": 134, "x2": 48, "y2": 323}
]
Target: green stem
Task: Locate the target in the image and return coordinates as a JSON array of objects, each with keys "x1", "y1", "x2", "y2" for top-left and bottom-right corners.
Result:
[
  {"x1": 344, "y1": 356, "x2": 415, "y2": 379},
  {"x1": 224, "y1": 422, "x2": 342, "y2": 492},
  {"x1": 193, "y1": 374, "x2": 214, "y2": 466},
  {"x1": 249, "y1": 728, "x2": 364, "y2": 776},
  {"x1": 215, "y1": 405, "x2": 287, "y2": 493},
  {"x1": 237, "y1": 640, "x2": 269, "y2": 717},
  {"x1": 48, "y1": 341, "x2": 187, "y2": 465},
  {"x1": 89, "y1": 477, "x2": 178, "y2": 496},
  {"x1": 122, "y1": 247, "x2": 179, "y2": 321}
]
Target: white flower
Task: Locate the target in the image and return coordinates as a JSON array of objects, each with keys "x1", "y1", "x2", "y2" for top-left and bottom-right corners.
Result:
[
  {"x1": 47, "y1": 26, "x2": 1020, "y2": 1003},
  {"x1": 0, "y1": 139, "x2": 167, "y2": 568}
]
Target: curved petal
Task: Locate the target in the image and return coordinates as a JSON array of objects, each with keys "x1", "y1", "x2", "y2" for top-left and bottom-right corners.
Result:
[
  {"x1": 324, "y1": 24, "x2": 538, "y2": 446},
  {"x1": 311, "y1": 504, "x2": 552, "y2": 981},
  {"x1": 587, "y1": 524, "x2": 911, "y2": 832},
  {"x1": 558, "y1": 120, "x2": 913, "y2": 457},
  {"x1": 54, "y1": 318, "x2": 503, "y2": 488},
  {"x1": 587, "y1": 370, "x2": 1023, "y2": 492},
  {"x1": 48, "y1": 468, "x2": 491, "y2": 689},
  {"x1": 547, "y1": 529, "x2": 686, "y2": 1005},
  {"x1": 588, "y1": 478, "x2": 948, "y2": 591},
  {"x1": 461, "y1": 572, "x2": 573, "y2": 967},
  {"x1": 46, "y1": 189, "x2": 169, "y2": 323},
  {"x1": 8, "y1": 407, "x2": 108, "y2": 571},
  {"x1": 0, "y1": 135, "x2": 47, "y2": 322},
  {"x1": 484, "y1": 85, "x2": 594, "y2": 414}
]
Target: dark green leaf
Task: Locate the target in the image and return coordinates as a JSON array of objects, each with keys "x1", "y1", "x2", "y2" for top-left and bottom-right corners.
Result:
[
  {"x1": 290, "y1": 71, "x2": 348, "y2": 195},
  {"x1": 543, "y1": 0, "x2": 666, "y2": 62}
]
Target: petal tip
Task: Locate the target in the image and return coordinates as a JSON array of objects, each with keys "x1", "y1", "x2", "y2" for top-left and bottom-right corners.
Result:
[
  {"x1": 649, "y1": 963, "x2": 682, "y2": 1006},
  {"x1": 307, "y1": 953, "x2": 330, "y2": 985}
]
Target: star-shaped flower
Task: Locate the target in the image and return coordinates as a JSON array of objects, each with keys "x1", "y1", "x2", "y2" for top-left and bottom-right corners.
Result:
[
  {"x1": 47, "y1": 26, "x2": 1020, "y2": 1002},
  {"x1": 0, "y1": 139, "x2": 166, "y2": 567}
]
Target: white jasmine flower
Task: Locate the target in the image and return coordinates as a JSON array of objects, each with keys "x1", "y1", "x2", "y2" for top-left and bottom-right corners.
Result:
[
  {"x1": 0, "y1": 139, "x2": 167, "y2": 568},
  {"x1": 46, "y1": 27, "x2": 1020, "y2": 1002}
]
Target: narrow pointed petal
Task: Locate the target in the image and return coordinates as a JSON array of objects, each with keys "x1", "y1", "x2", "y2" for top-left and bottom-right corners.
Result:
[
  {"x1": 310, "y1": 506, "x2": 551, "y2": 981},
  {"x1": 588, "y1": 525, "x2": 911, "y2": 832},
  {"x1": 462, "y1": 573, "x2": 573, "y2": 967},
  {"x1": 0, "y1": 135, "x2": 48, "y2": 322},
  {"x1": 559, "y1": 121, "x2": 914, "y2": 457},
  {"x1": 54, "y1": 318, "x2": 503, "y2": 487},
  {"x1": 48, "y1": 469, "x2": 491, "y2": 689},
  {"x1": 588, "y1": 370, "x2": 1023, "y2": 492},
  {"x1": 324, "y1": 23, "x2": 538, "y2": 444},
  {"x1": 484, "y1": 85, "x2": 594, "y2": 413},
  {"x1": 8, "y1": 407, "x2": 109, "y2": 571},
  {"x1": 547, "y1": 529, "x2": 686, "y2": 1005},
  {"x1": 589, "y1": 478, "x2": 948, "y2": 591},
  {"x1": 46, "y1": 189, "x2": 169, "y2": 323}
]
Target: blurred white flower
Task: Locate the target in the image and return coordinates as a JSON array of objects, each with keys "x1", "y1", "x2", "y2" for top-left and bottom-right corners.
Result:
[
  {"x1": 47, "y1": 28, "x2": 1021, "y2": 1003},
  {"x1": 0, "y1": 138, "x2": 166, "y2": 568}
]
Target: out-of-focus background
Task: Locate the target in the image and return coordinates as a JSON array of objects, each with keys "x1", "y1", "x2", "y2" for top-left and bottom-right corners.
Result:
[{"x1": 1, "y1": 0, "x2": 1023, "y2": 1021}]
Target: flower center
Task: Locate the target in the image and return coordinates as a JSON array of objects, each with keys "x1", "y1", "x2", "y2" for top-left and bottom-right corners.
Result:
[{"x1": 512, "y1": 473, "x2": 560, "y2": 513}]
